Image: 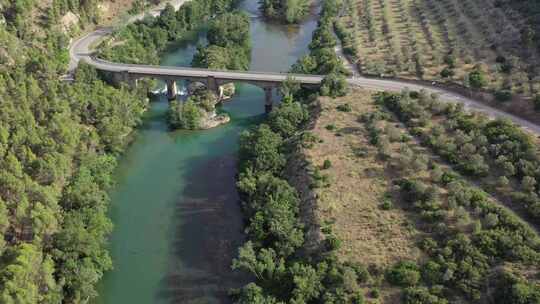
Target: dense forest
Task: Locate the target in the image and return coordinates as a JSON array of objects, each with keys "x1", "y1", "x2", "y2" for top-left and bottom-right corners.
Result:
[
  {"x1": 259, "y1": 0, "x2": 310, "y2": 23},
  {"x1": 192, "y1": 11, "x2": 251, "y2": 70},
  {"x1": 0, "y1": 0, "x2": 151, "y2": 301},
  {"x1": 99, "y1": 0, "x2": 236, "y2": 64}
]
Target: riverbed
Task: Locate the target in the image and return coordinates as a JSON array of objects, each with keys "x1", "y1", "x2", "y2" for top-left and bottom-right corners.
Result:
[{"x1": 94, "y1": 1, "x2": 318, "y2": 303}]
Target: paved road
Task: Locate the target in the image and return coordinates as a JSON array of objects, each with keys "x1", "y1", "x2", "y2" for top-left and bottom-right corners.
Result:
[{"x1": 68, "y1": 6, "x2": 540, "y2": 135}]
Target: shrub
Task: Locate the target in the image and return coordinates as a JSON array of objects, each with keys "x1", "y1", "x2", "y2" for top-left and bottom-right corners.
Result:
[
  {"x1": 325, "y1": 124, "x2": 336, "y2": 131},
  {"x1": 402, "y1": 287, "x2": 448, "y2": 304},
  {"x1": 440, "y1": 67, "x2": 454, "y2": 78},
  {"x1": 534, "y1": 95, "x2": 540, "y2": 111},
  {"x1": 381, "y1": 199, "x2": 393, "y2": 210},
  {"x1": 322, "y1": 159, "x2": 332, "y2": 169},
  {"x1": 386, "y1": 261, "x2": 421, "y2": 287},
  {"x1": 370, "y1": 288, "x2": 380, "y2": 298},
  {"x1": 336, "y1": 103, "x2": 352, "y2": 112},
  {"x1": 468, "y1": 70, "x2": 487, "y2": 89},
  {"x1": 494, "y1": 90, "x2": 512, "y2": 102},
  {"x1": 321, "y1": 72, "x2": 348, "y2": 97}
]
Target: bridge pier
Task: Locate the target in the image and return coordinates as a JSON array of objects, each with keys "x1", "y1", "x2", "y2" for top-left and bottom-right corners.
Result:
[
  {"x1": 264, "y1": 87, "x2": 273, "y2": 113},
  {"x1": 207, "y1": 76, "x2": 223, "y2": 100},
  {"x1": 166, "y1": 80, "x2": 177, "y2": 101}
]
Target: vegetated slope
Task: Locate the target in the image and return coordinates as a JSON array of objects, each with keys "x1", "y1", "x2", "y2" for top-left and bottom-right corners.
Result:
[
  {"x1": 99, "y1": 0, "x2": 237, "y2": 65},
  {"x1": 309, "y1": 87, "x2": 540, "y2": 303},
  {"x1": 335, "y1": 0, "x2": 540, "y2": 112},
  {"x1": 0, "y1": 0, "x2": 152, "y2": 302},
  {"x1": 303, "y1": 89, "x2": 422, "y2": 302},
  {"x1": 307, "y1": 89, "x2": 420, "y2": 267}
]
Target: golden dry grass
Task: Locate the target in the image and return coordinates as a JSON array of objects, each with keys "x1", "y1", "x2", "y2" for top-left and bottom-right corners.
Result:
[{"x1": 305, "y1": 88, "x2": 421, "y2": 268}]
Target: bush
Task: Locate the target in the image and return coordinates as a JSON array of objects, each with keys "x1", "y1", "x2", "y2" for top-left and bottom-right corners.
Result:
[
  {"x1": 494, "y1": 90, "x2": 512, "y2": 102},
  {"x1": 440, "y1": 67, "x2": 454, "y2": 78},
  {"x1": 322, "y1": 159, "x2": 332, "y2": 169},
  {"x1": 336, "y1": 103, "x2": 352, "y2": 112},
  {"x1": 534, "y1": 95, "x2": 540, "y2": 111},
  {"x1": 468, "y1": 70, "x2": 487, "y2": 89},
  {"x1": 321, "y1": 72, "x2": 348, "y2": 97},
  {"x1": 402, "y1": 287, "x2": 448, "y2": 304},
  {"x1": 386, "y1": 261, "x2": 421, "y2": 287},
  {"x1": 167, "y1": 99, "x2": 201, "y2": 130},
  {"x1": 381, "y1": 199, "x2": 393, "y2": 210}
]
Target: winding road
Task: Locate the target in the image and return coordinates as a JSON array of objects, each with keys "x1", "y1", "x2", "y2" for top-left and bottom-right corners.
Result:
[{"x1": 68, "y1": 5, "x2": 540, "y2": 135}]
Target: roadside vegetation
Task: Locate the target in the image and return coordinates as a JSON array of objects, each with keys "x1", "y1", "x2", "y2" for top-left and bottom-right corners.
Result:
[
  {"x1": 334, "y1": 0, "x2": 540, "y2": 121},
  {"x1": 292, "y1": 0, "x2": 349, "y2": 98}
]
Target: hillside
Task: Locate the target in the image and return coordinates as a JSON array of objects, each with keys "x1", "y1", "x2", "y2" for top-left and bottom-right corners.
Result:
[
  {"x1": 0, "y1": 0, "x2": 155, "y2": 302},
  {"x1": 335, "y1": 0, "x2": 540, "y2": 123},
  {"x1": 297, "y1": 87, "x2": 540, "y2": 302}
]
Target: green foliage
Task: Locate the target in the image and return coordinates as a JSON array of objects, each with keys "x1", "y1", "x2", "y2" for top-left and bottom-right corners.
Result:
[
  {"x1": 439, "y1": 67, "x2": 454, "y2": 78},
  {"x1": 468, "y1": 69, "x2": 487, "y2": 89},
  {"x1": 100, "y1": 0, "x2": 237, "y2": 64},
  {"x1": 402, "y1": 287, "x2": 448, "y2": 304},
  {"x1": 386, "y1": 261, "x2": 421, "y2": 287},
  {"x1": 321, "y1": 72, "x2": 348, "y2": 97},
  {"x1": 336, "y1": 103, "x2": 352, "y2": 112},
  {"x1": 167, "y1": 99, "x2": 202, "y2": 130},
  {"x1": 322, "y1": 159, "x2": 332, "y2": 169},
  {"x1": 235, "y1": 82, "x2": 364, "y2": 302},
  {"x1": 493, "y1": 272, "x2": 540, "y2": 304},
  {"x1": 534, "y1": 95, "x2": 540, "y2": 111},
  {"x1": 495, "y1": 90, "x2": 512, "y2": 102},
  {"x1": 192, "y1": 12, "x2": 251, "y2": 70},
  {"x1": 259, "y1": 0, "x2": 310, "y2": 23}
]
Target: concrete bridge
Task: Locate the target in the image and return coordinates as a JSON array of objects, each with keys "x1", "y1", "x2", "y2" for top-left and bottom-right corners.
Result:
[
  {"x1": 90, "y1": 57, "x2": 323, "y2": 111},
  {"x1": 69, "y1": 29, "x2": 540, "y2": 135},
  {"x1": 72, "y1": 28, "x2": 323, "y2": 112}
]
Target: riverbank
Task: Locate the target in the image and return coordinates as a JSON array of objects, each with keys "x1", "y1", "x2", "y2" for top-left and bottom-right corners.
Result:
[{"x1": 93, "y1": 0, "x2": 319, "y2": 301}]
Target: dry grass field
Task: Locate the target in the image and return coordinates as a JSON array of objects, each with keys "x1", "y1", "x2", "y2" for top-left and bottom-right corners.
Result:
[
  {"x1": 308, "y1": 89, "x2": 421, "y2": 266},
  {"x1": 301, "y1": 87, "x2": 540, "y2": 302},
  {"x1": 339, "y1": 0, "x2": 540, "y2": 99}
]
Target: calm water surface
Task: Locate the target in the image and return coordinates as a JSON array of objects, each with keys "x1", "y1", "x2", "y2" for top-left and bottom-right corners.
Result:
[{"x1": 95, "y1": 1, "x2": 317, "y2": 303}]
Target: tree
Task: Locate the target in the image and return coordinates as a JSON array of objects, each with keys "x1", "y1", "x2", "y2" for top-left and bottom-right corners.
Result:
[
  {"x1": 320, "y1": 72, "x2": 348, "y2": 97},
  {"x1": 387, "y1": 261, "x2": 421, "y2": 287},
  {"x1": 167, "y1": 99, "x2": 202, "y2": 130},
  {"x1": 468, "y1": 69, "x2": 487, "y2": 89},
  {"x1": 239, "y1": 124, "x2": 285, "y2": 174}
]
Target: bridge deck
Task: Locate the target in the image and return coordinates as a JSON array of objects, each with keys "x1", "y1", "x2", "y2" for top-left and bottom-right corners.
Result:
[{"x1": 87, "y1": 58, "x2": 324, "y2": 84}]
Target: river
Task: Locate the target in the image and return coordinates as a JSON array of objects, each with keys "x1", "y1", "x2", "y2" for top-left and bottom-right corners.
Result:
[{"x1": 94, "y1": 1, "x2": 318, "y2": 303}]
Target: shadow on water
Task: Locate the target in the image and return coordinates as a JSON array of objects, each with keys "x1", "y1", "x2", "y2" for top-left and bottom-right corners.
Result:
[{"x1": 94, "y1": 0, "x2": 320, "y2": 301}]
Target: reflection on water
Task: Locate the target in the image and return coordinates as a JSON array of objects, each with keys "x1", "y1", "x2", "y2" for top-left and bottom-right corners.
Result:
[{"x1": 94, "y1": 0, "x2": 318, "y2": 303}]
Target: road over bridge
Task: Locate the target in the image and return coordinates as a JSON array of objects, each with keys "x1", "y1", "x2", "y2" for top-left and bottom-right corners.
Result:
[{"x1": 69, "y1": 28, "x2": 540, "y2": 135}]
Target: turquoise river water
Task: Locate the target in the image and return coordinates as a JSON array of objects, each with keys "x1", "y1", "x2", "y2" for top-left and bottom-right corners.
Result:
[{"x1": 94, "y1": 1, "x2": 318, "y2": 303}]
